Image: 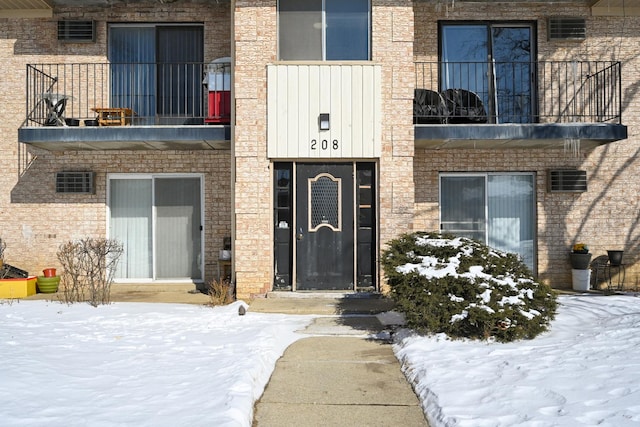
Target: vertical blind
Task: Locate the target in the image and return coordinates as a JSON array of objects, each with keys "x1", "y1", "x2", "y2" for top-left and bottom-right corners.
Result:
[
  {"x1": 110, "y1": 179, "x2": 153, "y2": 279},
  {"x1": 441, "y1": 173, "x2": 535, "y2": 272},
  {"x1": 108, "y1": 25, "x2": 204, "y2": 123},
  {"x1": 110, "y1": 176, "x2": 202, "y2": 281}
]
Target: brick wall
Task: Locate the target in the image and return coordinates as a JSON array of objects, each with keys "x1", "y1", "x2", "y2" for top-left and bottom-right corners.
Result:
[
  {"x1": 0, "y1": 3, "x2": 232, "y2": 283},
  {"x1": 375, "y1": 0, "x2": 416, "y2": 259},
  {"x1": 233, "y1": 1, "x2": 275, "y2": 298},
  {"x1": 231, "y1": 1, "x2": 416, "y2": 298},
  {"x1": 5, "y1": 150, "x2": 231, "y2": 281},
  {"x1": 2, "y1": 1, "x2": 638, "y2": 294},
  {"x1": 413, "y1": 2, "x2": 640, "y2": 289}
]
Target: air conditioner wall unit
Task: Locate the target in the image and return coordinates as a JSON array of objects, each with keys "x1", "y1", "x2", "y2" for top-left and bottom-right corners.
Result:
[
  {"x1": 548, "y1": 17, "x2": 586, "y2": 40},
  {"x1": 548, "y1": 169, "x2": 587, "y2": 192},
  {"x1": 55, "y1": 171, "x2": 96, "y2": 194},
  {"x1": 58, "y1": 20, "x2": 96, "y2": 43}
]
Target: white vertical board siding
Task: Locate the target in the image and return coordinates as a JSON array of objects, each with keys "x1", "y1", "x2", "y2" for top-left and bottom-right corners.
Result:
[{"x1": 267, "y1": 64, "x2": 381, "y2": 159}]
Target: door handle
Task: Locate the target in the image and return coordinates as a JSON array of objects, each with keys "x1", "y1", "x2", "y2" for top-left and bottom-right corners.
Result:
[{"x1": 297, "y1": 228, "x2": 304, "y2": 240}]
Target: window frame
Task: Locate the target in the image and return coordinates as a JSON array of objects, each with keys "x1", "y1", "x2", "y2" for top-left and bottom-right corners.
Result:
[
  {"x1": 107, "y1": 173, "x2": 205, "y2": 283},
  {"x1": 439, "y1": 172, "x2": 537, "y2": 274},
  {"x1": 107, "y1": 23, "x2": 205, "y2": 123},
  {"x1": 438, "y1": 20, "x2": 538, "y2": 124},
  {"x1": 277, "y1": 0, "x2": 372, "y2": 61}
]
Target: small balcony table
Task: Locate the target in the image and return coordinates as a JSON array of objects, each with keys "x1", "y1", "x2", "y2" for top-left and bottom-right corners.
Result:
[{"x1": 92, "y1": 107, "x2": 135, "y2": 126}]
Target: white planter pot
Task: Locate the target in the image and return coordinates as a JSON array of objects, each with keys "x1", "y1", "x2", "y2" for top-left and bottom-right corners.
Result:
[{"x1": 572, "y1": 268, "x2": 591, "y2": 292}]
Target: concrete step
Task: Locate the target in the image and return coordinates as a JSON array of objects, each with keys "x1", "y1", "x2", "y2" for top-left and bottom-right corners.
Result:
[{"x1": 249, "y1": 293, "x2": 396, "y2": 315}]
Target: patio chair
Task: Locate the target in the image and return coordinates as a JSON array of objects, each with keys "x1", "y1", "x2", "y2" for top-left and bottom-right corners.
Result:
[
  {"x1": 590, "y1": 255, "x2": 609, "y2": 291},
  {"x1": 441, "y1": 88, "x2": 487, "y2": 123},
  {"x1": 44, "y1": 94, "x2": 68, "y2": 126},
  {"x1": 413, "y1": 88, "x2": 448, "y2": 124}
]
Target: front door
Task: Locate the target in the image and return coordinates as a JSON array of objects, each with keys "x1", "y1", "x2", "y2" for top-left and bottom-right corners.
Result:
[{"x1": 296, "y1": 163, "x2": 354, "y2": 290}]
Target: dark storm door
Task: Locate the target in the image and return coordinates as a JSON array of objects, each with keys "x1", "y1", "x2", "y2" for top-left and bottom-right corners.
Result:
[{"x1": 296, "y1": 164, "x2": 354, "y2": 290}]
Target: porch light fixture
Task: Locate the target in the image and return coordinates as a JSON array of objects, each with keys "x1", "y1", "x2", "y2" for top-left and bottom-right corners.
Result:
[{"x1": 319, "y1": 113, "x2": 330, "y2": 131}]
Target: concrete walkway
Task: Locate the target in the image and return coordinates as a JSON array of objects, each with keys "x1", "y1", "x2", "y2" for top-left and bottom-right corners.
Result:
[
  {"x1": 27, "y1": 287, "x2": 428, "y2": 425},
  {"x1": 251, "y1": 294, "x2": 429, "y2": 427},
  {"x1": 26, "y1": 283, "x2": 211, "y2": 304}
]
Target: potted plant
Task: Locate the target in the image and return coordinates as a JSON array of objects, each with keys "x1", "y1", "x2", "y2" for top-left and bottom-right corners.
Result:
[
  {"x1": 607, "y1": 250, "x2": 624, "y2": 266},
  {"x1": 570, "y1": 243, "x2": 591, "y2": 270},
  {"x1": 36, "y1": 275, "x2": 60, "y2": 293},
  {"x1": 570, "y1": 243, "x2": 592, "y2": 291}
]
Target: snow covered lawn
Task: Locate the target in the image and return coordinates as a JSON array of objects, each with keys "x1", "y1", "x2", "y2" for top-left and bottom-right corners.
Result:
[
  {"x1": 1, "y1": 294, "x2": 639, "y2": 426},
  {"x1": 395, "y1": 294, "x2": 640, "y2": 426},
  {"x1": 0, "y1": 300, "x2": 312, "y2": 427}
]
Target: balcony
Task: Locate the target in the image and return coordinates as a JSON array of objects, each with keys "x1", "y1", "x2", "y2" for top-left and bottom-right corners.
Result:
[
  {"x1": 414, "y1": 60, "x2": 627, "y2": 149},
  {"x1": 18, "y1": 62, "x2": 231, "y2": 151}
]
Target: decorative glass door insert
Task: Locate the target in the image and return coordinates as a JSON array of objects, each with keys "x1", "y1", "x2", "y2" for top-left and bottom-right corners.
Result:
[{"x1": 309, "y1": 173, "x2": 341, "y2": 231}]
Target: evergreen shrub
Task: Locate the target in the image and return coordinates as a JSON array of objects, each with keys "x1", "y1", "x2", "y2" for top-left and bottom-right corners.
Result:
[{"x1": 382, "y1": 232, "x2": 557, "y2": 342}]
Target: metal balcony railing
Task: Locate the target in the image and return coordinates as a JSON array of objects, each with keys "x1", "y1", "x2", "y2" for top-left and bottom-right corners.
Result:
[
  {"x1": 25, "y1": 62, "x2": 231, "y2": 127},
  {"x1": 24, "y1": 61, "x2": 622, "y2": 128},
  {"x1": 414, "y1": 61, "x2": 622, "y2": 125}
]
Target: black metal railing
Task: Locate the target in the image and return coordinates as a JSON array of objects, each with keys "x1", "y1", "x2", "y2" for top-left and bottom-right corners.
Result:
[
  {"x1": 25, "y1": 60, "x2": 622, "y2": 128},
  {"x1": 414, "y1": 61, "x2": 622, "y2": 125},
  {"x1": 25, "y1": 61, "x2": 231, "y2": 127}
]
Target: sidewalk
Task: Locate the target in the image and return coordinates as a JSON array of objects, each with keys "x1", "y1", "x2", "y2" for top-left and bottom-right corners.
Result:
[
  {"x1": 26, "y1": 283, "x2": 211, "y2": 304},
  {"x1": 26, "y1": 288, "x2": 429, "y2": 425},
  {"x1": 251, "y1": 294, "x2": 429, "y2": 427}
]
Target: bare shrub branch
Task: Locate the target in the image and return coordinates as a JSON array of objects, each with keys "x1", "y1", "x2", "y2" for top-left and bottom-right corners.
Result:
[
  {"x1": 207, "y1": 279, "x2": 234, "y2": 306},
  {"x1": 57, "y1": 238, "x2": 123, "y2": 306}
]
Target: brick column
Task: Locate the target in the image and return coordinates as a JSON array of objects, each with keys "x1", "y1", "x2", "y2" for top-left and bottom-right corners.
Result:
[
  {"x1": 374, "y1": 1, "x2": 415, "y2": 291},
  {"x1": 233, "y1": 1, "x2": 276, "y2": 298}
]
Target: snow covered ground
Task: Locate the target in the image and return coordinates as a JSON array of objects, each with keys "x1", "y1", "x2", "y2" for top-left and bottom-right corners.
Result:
[
  {"x1": 1, "y1": 294, "x2": 639, "y2": 426},
  {"x1": 0, "y1": 300, "x2": 313, "y2": 427},
  {"x1": 395, "y1": 293, "x2": 640, "y2": 427}
]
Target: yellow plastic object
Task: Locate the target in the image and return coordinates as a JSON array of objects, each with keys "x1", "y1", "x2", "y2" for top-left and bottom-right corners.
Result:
[{"x1": 0, "y1": 276, "x2": 37, "y2": 298}]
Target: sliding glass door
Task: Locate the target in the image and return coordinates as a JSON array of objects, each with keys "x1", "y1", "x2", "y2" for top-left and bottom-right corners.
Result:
[
  {"x1": 108, "y1": 24, "x2": 204, "y2": 124},
  {"x1": 110, "y1": 178, "x2": 153, "y2": 278},
  {"x1": 109, "y1": 175, "x2": 203, "y2": 281},
  {"x1": 440, "y1": 23, "x2": 534, "y2": 123},
  {"x1": 155, "y1": 177, "x2": 202, "y2": 279},
  {"x1": 440, "y1": 173, "x2": 536, "y2": 272}
]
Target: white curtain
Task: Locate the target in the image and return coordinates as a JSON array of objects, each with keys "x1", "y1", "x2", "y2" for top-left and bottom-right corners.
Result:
[
  {"x1": 155, "y1": 178, "x2": 202, "y2": 280},
  {"x1": 110, "y1": 179, "x2": 152, "y2": 279},
  {"x1": 110, "y1": 176, "x2": 202, "y2": 281},
  {"x1": 488, "y1": 174, "x2": 535, "y2": 271},
  {"x1": 441, "y1": 174, "x2": 535, "y2": 272}
]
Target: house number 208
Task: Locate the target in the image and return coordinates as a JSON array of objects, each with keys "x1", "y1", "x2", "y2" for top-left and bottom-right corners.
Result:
[{"x1": 310, "y1": 139, "x2": 339, "y2": 150}]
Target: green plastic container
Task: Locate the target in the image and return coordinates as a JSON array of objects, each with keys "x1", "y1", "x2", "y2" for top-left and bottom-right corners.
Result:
[{"x1": 36, "y1": 276, "x2": 60, "y2": 293}]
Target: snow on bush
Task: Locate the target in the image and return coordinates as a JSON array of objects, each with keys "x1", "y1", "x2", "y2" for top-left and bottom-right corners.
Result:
[{"x1": 382, "y1": 232, "x2": 557, "y2": 342}]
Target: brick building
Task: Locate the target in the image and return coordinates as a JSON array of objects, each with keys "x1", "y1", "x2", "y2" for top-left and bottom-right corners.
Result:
[{"x1": 0, "y1": 0, "x2": 637, "y2": 299}]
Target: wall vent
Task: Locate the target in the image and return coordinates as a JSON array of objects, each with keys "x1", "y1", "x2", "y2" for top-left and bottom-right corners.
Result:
[
  {"x1": 58, "y1": 20, "x2": 96, "y2": 42},
  {"x1": 548, "y1": 170, "x2": 587, "y2": 192},
  {"x1": 548, "y1": 17, "x2": 586, "y2": 40},
  {"x1": 56, "y1": 172, "x2": 95, "y2": 194}
]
